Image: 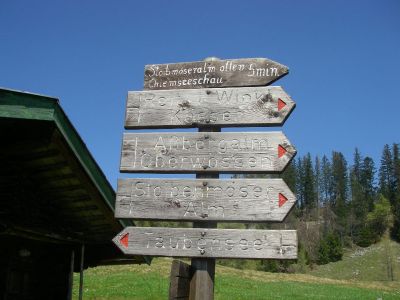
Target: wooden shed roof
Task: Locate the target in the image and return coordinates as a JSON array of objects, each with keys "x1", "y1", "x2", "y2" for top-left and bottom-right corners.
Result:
[{"x1": 0, "y1": 88, "x2": 150, "y2": 266}]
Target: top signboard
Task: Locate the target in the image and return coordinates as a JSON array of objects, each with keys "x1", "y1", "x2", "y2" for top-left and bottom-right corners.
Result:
[{"x1": 144, "y1": 58, "x2": 288, "y2": 90}]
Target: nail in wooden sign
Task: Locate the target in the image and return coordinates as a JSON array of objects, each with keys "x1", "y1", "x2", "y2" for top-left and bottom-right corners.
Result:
[
  {"x1": 113, "y1": 227, "x2": 297, "y2": 259},
  {"x1": 115, "y1": 178, "x2": 296, "y2": 222},
  {"x1": 120, "y1": 132, "x2": 296, "y2": 173},
  {"x1": 144, "y1": 58, "x2": 288, "y2": 90},
  {"x1": 125, "y1": 86, "x2": 295, "y2": 129}
]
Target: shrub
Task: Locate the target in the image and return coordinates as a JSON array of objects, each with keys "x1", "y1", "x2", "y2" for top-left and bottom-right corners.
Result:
[{"x1": 317, "y1": 232, "x2": 343, "y2": 265}]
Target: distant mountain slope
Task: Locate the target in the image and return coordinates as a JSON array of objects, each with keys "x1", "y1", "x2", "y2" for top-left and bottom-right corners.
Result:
[{"x1": 309, "y1": 235, "x2": 400, "y2": 283}]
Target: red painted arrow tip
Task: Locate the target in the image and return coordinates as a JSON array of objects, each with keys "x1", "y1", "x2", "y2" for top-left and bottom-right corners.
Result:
[
  {"x1": 278, "y1": 98, "x2": 286, "y2": 111},
  {"x1": 279, "y1": 193, "x2": 288, "y2": 207},
  {"x1": 278, "y1": 145, "x2": 287, "y2": 158},
  {"x1": 120, "y1": 233, "x2": 129, "y2": 248}
]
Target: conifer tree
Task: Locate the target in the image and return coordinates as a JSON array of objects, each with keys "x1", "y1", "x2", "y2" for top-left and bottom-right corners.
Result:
[
  {"x1": 320, "y1": 155, "x2": 333, "y2": 205},
  {"x1": 351, "y1": 148, "x2": 366, "y2": 219},
  {"x1": 361, "y1": 156, "x2": 376, "y2": 212},
  {"x1": 393, "y1": 144, "x2": 400, "y2": 194},
  {"x1": 296, "y1": 157, "x2": 305, "y2": 212},
  {"x1": 282, "y1": 158, "x2": 296, "y2": 193},
  {"x1": 331, "y1": 151, "x2": 349, "y2": 234},
  {"x1": 315, "y1": 156, "x2": 321, "y2": 220},
  {"x1": 391, "y1": 143, "x2": 400, "y2": 241},
  {"x1": 350, "y1": 148, "x2": 366, "y2": 243},
  {"x1": 295, "y1": 154, "x2": 317, "y2": 218},
  {"x1": 379, "y1": 144, "x2": 394, "y2": 202},
  {"x1": 303, "y1": 153, "x2": 317, "y2": 215}
]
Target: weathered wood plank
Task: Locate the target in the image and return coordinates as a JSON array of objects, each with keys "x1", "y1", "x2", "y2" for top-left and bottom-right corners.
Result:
[
  {"x1": 171, "y1": 259, "x2": 192, "y2": 279},
  {"x1": 115, "y1": 178, "x2": 296, "y2": 222},
  {"x1": 125, "y1": 86, "x2": 295, "y2": 129},
  {"x1": 169, "y1": 260, "x2": 191, "y2": 300},
  {"x1": 170, "y1": 277, "x2": 190, "y2": 300},
  {"x1": 112, "y1": 227, "x2": 297, "y2": 259},
  {"x1": 120, "y1": 132, "x2": 296, "y2": 173},
  {"x1": 144, "y1": 58, "x2": 288, "y2": 90}
]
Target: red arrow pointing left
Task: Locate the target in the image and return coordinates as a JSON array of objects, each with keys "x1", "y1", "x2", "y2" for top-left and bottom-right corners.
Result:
[{"x1": 120, "y1": 233, "x2": 129, "y2": 248}]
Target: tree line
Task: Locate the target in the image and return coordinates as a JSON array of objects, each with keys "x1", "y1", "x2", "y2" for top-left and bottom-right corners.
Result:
[
  {"x1": 221, "y1": 143, "x2": 399, "y2": 271},
  {"x1": 258, "y1": 142, "x2": 399, "y2": 269}
]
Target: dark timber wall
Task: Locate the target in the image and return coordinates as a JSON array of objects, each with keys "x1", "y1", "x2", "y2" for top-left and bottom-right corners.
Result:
[{"x1": 0, "y1": 237, "x2": 72, "y2": 299}]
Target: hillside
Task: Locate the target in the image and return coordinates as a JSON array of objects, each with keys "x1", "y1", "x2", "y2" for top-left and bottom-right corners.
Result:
[
  {"x1": 308, "y1": 235, "x2": 400, "y2": 282},
  {"x1": 73, "y1": 239, "x2": 400, "y2": 299}
]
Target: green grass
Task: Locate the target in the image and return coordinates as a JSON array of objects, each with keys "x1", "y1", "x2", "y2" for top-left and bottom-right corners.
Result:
[
  {"x1": 308, "y1": 235, "x2": 400, "y2": 282},
  {"x1": 73, "y1": 256, "x2": 400, "y2": 299},
  {"x1": 72, "y1": 235, "x2": 400, "y2": 299},
  {"x1": 215, "y1": 277, "x2": 398, "y2": 300}
]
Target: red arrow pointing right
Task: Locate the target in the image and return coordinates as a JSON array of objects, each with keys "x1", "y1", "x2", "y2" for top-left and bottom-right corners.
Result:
[
  {"x1": 278, "y1": 145, "x2": 287, "y2": 158},
  {"x1": 279, "y1": 193, "x2": 288, "y2": 207},
  {"x1": 278, "y1": 98, "x2": 287, "y2": 111}
]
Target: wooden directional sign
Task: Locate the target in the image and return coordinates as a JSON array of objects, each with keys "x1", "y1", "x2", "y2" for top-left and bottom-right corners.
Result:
[
  {"x1": 112, "y1": 227, "x2": 297, "y2": 259},
  {"x1": 115, "y1": 178, "x2": 296, "y2": 222},
  {"x1": 144, "y1": 58, "x2": 288, "y2": 90},
  {"x1": 120, "y1": 132, "x2": 296, "y2": 173},
  {"x1": 125, "y1": 86, "x2": 295, "y2": 129}
]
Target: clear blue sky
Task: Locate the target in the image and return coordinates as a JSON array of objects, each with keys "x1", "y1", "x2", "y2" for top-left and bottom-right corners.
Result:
[{"x1": 1, "y1": 0, "x2": 399, "y2": 187}]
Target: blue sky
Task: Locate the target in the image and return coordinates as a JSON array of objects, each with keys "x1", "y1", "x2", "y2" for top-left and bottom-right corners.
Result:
[{"x1": 1, "y1": 0, "x2": 399, "y2": 187}]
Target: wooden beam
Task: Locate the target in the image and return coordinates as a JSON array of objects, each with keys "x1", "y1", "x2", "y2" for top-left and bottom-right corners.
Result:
[
  {"x1": 169, "y1": 260, "x2": 191, "y2": 300},
  {"x1": 79, "y1": 244, "x2": 85, "y2": 300},
  {"x1": 67, "y1": 249, "x2": 75, "y2": 300}
]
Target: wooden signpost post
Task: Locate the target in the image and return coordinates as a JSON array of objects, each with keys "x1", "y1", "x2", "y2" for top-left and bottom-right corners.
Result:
[{"x1": 113, "y1": 57, "x2": 297, "y2": 300}]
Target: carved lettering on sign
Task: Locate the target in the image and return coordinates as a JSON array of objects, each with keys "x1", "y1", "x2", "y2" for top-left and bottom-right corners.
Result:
[
  {"x1": 124, "y1": 87, "x2": 296, "y2": 129},
  {"x1": 120, "y1": 132, "x2": 296, "y2": 173},
  {"x1": 113, "y1": 227, "x2": 297, "y2": 259},
  {"x1": 144, "y1": 58, "x2": 289, "y2": 90},
  {"x1": 115, "y1": 179, "x2": 296, "y2": 222}
]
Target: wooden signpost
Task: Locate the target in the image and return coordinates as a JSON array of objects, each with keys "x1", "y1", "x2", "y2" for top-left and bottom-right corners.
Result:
[
  {"x1": 144, "y1": 58, "x2": 288, "y2": 90},
  {"x1": 113, "y1": 227, "x2": 297, "y2": 259},
  {"x1": 113, "y1": 57, "x2": 298, "y2": 300},
  {"x1": 125, "y1": 86, "x2": 295, "y2": 129},
  {"x1": 169, "y1": 260, "x2": 191, "y2": 299},
  {"x1": 115, "y1": 178, "x2": 295, "y2": 222},
  {"x1": 120, "y1": 132, "x2": 296, "y2": 173}
]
